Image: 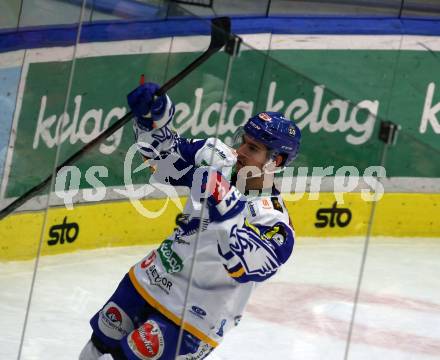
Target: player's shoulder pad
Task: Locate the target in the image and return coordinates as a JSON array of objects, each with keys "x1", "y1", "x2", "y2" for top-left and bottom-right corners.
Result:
[
  {"x1": 194, "y1": 138, "x2": 237, "y2": 177},
  {"x1": 242, "y1": 195, "x2": 295, "y2": 266}
]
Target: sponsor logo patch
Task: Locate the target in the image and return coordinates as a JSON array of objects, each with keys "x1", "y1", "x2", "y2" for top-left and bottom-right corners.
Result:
[
  {"x1": 158, "y1": 240, "x2": 183, "y2": 273},
  {"x1": 261, "y1": 198, "x2": 272, "y2": 210},
  {"x1": 106, "y1": 307, "x2": 122, "y2": 325},
  {"x1": 127, "y1": 320, "x2": 164, "y2": 360},
  {"x1": 145, "y1": 264, "x2": 173, "y2": 295},
  {"x1": 98, "y1": 302, "x2": 134, "y2": 340},
  {"x1": 140, "y1": 251, "x2": 157, "y2": 269},
  {"x1": 189, "y1": 305, "x2": 207, "y2": 319}
]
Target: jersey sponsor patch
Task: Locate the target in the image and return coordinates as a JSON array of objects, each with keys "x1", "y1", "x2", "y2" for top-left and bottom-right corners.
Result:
[
  {"x1": 158, "y1": 240, "x2": 183, "y2": 273},
  {"x1": 143, "y1": 264, "x2": 173, "y2": 295},
  {"x1": 189, "y1": 305, "x2": 207, "y2": 320},
  {"x1": 261, "y1": 198, "x2": 272, "y2": 210},
  {"x1": 140, "y1": 251, "x2": 157, "y2": 269},
  {"x1": 127, "y1": 320, "x2": 164, "y2": 360},
  {"x1": 98, "y1": 302, "x2": 134, "y2": 340}
]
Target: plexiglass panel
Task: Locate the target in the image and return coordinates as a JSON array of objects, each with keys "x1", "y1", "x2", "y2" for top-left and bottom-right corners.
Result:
[
  {"x1": 341, "y1": 30, "x2": 440, "y2": 359},
  {"x1": 1, "y1": 1, "x2": 440, "y2": 360},
  {"x1": 19, "y1": 0, "x2": 86, "y2": 27},
  {"x1": 203, "y1": 34, "x2": 375, "y2": 359},
  {"x1": 270, "y1": 0, "x2": 403, "y2": 17},
  {"x1": 167, "y1": 0, "x2": 271, "y2": 17},
  {"x1": 0, "y1": 0, "x2": 20, "y2": 30},
  {"x1": 18, "y1": 13, "x2": 233, "y2": 358},
  {"x1": 0, "y1": 21, "x2": 79, "y2": 360},
  {"x1": 401, "y1": 0, "x2": 440, "y2": 18}
]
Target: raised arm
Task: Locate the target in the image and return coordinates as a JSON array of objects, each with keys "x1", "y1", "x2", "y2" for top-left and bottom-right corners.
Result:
[{"x1": 127, "y1": 83, "x2": 236, "y2": 187}]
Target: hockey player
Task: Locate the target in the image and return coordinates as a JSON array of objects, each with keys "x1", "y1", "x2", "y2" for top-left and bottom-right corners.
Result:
[{"x1": 79, "y1": 82, "x2": 301, "y2": 360}]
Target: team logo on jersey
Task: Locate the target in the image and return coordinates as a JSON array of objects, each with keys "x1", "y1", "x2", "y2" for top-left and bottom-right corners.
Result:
[
  {"x1": 98, "y1": 302, "x2": 133, "y2": 340},
  {"x1": 229, "y1": 222, "x2": 280, "y2": 277},
  {"x1": 258, "y1": 113, "x2": 272, "y2": 122},
  {"x1": 234, "y1": 315, "x2": 242, "y2": 326},
  {"x1": 127, "y1": 320, "x2": 164, "y2": 360},
  {"x1": 288, "y1": 126, "x2": 296, "y2": 136}
]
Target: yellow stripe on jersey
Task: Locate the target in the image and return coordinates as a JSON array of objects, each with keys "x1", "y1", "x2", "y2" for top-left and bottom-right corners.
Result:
[
  {"x1": 128, "y1": 268, "x2": 219, "y2": 348},
  {"x1": 228, "y1": 266, "x2": 245, "y2": 278}
]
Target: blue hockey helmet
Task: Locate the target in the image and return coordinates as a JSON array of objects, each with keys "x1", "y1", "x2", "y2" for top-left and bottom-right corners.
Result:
[{"x1": 241, "y1": 111, "x2": 301, "y2": 167}]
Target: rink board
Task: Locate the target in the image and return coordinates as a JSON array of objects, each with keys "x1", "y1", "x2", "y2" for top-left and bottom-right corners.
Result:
[{"x1": 1, "y1": 192, "x2": 439, "y2": 261}]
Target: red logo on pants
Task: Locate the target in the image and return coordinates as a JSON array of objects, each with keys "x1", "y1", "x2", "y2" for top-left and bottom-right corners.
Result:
[{"x1": 127, "y1": 320, "x2": 164, "y2": 359}]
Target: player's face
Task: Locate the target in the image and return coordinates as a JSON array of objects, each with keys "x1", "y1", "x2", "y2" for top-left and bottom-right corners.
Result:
[{"x1": 235, "y1": 134, "x2": 270, "y2": 172}]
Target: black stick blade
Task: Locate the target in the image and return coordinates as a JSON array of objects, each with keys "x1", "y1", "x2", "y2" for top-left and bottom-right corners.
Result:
[{"x1": 209, "y1": 17, "x2": 231, "y2": 50}]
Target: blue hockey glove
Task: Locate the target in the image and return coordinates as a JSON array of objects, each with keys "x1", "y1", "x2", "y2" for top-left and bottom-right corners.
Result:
[
  {"x1": 127, "y1": 82, "x2": 167, "y2": 131},
  {"x1": 201, "y1": 170, "x2": 245, "y2": 222}
]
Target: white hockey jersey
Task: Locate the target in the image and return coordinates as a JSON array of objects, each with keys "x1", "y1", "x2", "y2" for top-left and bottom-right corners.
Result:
[{"x1": 130, "y1": 119, "x2": 295, "y2": 349}]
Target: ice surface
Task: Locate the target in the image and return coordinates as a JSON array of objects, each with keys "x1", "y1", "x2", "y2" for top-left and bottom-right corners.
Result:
[{"x1": 1, "y1": 237, "x2": 439, "y2": 359}]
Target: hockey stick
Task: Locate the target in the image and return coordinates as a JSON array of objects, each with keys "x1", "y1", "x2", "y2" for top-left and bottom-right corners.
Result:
[{"x1": 0, "y1": 17, "x2": 231, "y2": 221}]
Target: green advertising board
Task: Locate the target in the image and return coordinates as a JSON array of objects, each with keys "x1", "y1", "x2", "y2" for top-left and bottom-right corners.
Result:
[{"x1": 3, "y1": 39, "x2": 440, "y2": 199}]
